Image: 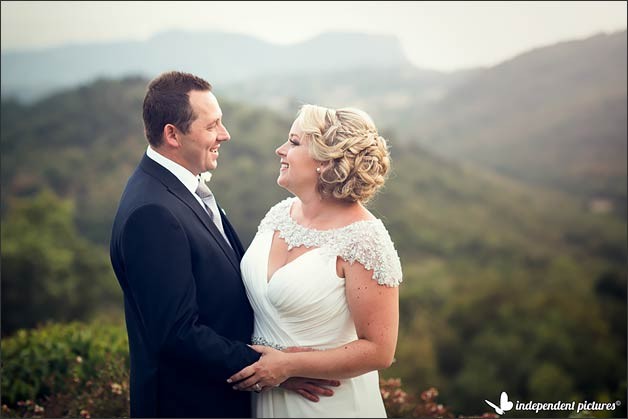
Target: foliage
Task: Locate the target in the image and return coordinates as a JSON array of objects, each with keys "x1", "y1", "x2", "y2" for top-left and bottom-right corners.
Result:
[
  {"x1": 0, "y1": 190, "x2": 122, "y2": 335},
  {"x1": 380, "y1": 378, "x2": 475, "y2": 418},
  {"x1": 2, "y1": 321, "x2": 465, "y2": 418},
  {"x1": 1, "y1": 320, "x2": 128, "y2": 406},
  {"x1": 2, "y1": 363, "x2": 129, "y2": 419}
]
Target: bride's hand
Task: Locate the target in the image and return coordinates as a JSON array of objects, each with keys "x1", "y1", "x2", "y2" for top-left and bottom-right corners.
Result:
[{"x1": 228, "y1": 345, "x2": 289, "y2": 391}]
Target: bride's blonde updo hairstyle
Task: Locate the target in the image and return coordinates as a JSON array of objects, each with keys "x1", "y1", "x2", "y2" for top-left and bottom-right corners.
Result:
[{"x1": 297, "y1": 104, "x2": 390, "y2": 203}]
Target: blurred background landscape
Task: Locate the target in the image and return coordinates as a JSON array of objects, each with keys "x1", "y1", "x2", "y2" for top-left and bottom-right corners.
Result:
[{"x1": 1, "y1": 2, "x2": 626, "y2": 418}]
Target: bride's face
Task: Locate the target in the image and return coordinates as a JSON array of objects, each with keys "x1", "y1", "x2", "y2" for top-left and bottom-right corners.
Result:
[{"x1": 275, "y1": 119, "x2": 321, "y2": 195}]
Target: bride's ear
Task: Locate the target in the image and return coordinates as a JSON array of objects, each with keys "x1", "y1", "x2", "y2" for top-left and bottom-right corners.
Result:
[{"x1": 319, "y1": 161, "x2": 331, "y2": 172}]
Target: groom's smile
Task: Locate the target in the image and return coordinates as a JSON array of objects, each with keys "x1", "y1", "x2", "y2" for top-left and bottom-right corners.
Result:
[{"x1": 177, "y1": 90, "x2": 231, "y2": 174}]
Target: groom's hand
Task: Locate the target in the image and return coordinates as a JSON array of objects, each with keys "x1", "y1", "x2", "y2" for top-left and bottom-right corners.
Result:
[
  {"x1": 280, "y1": 377, "x2": 341, "y2": 402},
  {"x1": 279, "y1": 347, "x2": 341, "y2": 401}
]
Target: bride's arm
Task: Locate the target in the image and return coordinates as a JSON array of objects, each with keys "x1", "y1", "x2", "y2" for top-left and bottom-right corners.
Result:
[{"x1": 228, "y1": 260, "x2": 399, "y2": 388}]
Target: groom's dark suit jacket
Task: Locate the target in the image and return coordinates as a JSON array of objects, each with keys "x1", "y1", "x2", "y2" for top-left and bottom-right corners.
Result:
[{"x1": 110, "y1": 154, "x2": 260, "y2": 418}]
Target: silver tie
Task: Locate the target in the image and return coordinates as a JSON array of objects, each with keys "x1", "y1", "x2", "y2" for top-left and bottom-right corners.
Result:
[{"x1": 195, "y1": 180, "x2": 231, "y2": 247}]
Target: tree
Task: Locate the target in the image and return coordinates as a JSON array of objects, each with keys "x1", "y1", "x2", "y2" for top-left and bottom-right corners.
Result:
[{"x1": 1, "y1": 190, "x2": 121, "y2": 335}]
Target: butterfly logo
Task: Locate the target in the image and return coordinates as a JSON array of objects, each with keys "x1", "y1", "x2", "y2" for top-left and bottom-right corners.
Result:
[{"x1": 485, "y1": 391, "x2": 514, "y2": 415}]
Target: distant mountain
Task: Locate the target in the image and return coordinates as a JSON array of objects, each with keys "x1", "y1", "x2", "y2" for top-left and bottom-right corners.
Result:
[
  {"x1": 221, "y1": 65, "x2": 481, "y2": 128},
  {"x1": 0, "y1": 30, "x2": 410, "y2": 102},
  {"x1": 406, "y1": 31, "x2": 627, "y2": 212}
]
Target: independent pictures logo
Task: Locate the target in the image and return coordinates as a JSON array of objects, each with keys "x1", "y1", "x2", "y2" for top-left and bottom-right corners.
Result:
[
  {"x1": 485, "y1": 392, "x2": 513, "y2": 415},
  {"x1": 484, "y1": 391, "x2": 621, "y2": 416}
]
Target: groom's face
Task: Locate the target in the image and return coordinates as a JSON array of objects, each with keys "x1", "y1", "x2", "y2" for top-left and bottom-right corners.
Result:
[{"x1": 177, "y1": 90, "x2": 230, "y2": 175}]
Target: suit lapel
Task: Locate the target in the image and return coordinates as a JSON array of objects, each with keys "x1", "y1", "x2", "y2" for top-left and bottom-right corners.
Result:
[
  {"x1": 139, "y1": 154, "x2": 241, "y2": 272},
  {"x1": 218, "y1": 205, "x2": 245, "y2": 259}
]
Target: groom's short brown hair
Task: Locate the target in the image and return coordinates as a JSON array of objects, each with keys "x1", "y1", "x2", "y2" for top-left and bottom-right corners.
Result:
[{"x1": 142, "y1": 71, "x2": 212, "y2": 147}]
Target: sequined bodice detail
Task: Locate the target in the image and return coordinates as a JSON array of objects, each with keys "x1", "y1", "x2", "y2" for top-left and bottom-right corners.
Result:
[{"x1": 257, "y1": 197, "x2": 402, "y2": 287}]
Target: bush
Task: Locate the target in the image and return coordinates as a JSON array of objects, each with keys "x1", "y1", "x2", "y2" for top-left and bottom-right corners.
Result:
[
  {"x1": 1, "y1": 320, "x2": 129, "y2": 418},
  {"x1": 3, "y1": 321, "x2": 495, "y2": 418},
  {"x1": 380, "y1": 378, "x2": 453, "y2": 418},
  {"x1": 380, "y1": 378, "x2": 497, "y2": 418}
]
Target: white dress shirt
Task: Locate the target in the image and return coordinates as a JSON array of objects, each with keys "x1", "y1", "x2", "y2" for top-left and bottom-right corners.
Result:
[
  {"x1": 146, "y1": 146, "x2": 231, "y2": 247},
  {"x1": 146, "y1": 146, "x2": 206, "y2": 210}
]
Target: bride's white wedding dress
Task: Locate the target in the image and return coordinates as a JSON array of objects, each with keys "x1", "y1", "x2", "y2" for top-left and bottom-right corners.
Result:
[{"x1": 240, "y1": 197, "x2": 402, "y2": 418}]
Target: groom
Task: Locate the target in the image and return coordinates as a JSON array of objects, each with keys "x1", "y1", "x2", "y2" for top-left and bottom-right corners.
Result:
[
  {"x1": 110, "y1": 71, "x2": 260, "y2": 417},
  {"x1": 111, "y1": 71, "x2": 338, "y2": 417}
]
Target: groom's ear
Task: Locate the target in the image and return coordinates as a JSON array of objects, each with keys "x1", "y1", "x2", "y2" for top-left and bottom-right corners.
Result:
[{"x1": 163, "y1": 124, "x2": 180, "y2": 148}]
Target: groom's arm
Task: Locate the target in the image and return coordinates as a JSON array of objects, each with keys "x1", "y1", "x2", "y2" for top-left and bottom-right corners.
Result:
[{"x1": 121, "y1": 203, "x2": 260, "y2": 379}]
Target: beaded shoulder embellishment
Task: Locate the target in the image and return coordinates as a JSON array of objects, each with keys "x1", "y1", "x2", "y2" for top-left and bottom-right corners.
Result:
[{"x1": 258, "y1": 198, "x2": 402, "y2": 287}]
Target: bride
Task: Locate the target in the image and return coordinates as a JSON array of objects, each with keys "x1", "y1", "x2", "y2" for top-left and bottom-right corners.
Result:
[{"x1": 229, "y1": 104, "x2": 402, "y2": 417}]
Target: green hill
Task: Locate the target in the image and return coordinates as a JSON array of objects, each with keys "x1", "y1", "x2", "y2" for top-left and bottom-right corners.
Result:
[
  {"x1": 1, "y1": 77, "x2": 625, "y2": 416},
  {"x1": 407, "y1": 31, "x2": 627, "y2": 216}
]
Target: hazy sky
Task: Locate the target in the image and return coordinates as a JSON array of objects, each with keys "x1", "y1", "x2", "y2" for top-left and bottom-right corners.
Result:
[{"x1": 1, "y1": 1, "x2": 626, "y2": 71}]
